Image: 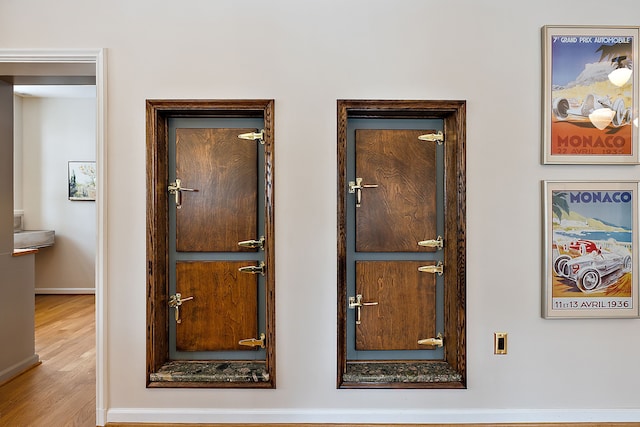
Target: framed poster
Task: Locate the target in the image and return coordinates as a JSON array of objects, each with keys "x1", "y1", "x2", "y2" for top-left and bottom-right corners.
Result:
[
  {"x1": 543, "y1": 181, "x2": 639, "y2": 318},
  {"x1": 542, "y1": 25, "x2": 639, "y2": 164},
  {"x1": 68, "y1": 161, "x2": 96, "y2": 201}
]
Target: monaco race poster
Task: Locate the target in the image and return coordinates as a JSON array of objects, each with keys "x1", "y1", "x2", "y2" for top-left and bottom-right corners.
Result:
[
  {"x1": 543, "y1": 26, "x2": 639, "y2": 164},
  {"x1": 543, "y1": 181, "x2": 639, "y2": 318}
]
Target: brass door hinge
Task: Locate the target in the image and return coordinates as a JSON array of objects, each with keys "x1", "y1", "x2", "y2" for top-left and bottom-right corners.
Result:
[
  {"x1": 238, "y1": 262, "x2": 266, "y2": 275},
  {"x1": 418, "y1": 131, "x2": 444, "y2": 145},
  {"x1": 418, "y1": 236, "x2": 443, "y2": 250},
  {"x1": 238, "y1": 129, "x2": 265, "y2": 145},
  {"x1": 239, "y1": 333, "x2": 266, "y2": 348},
  {"x1": 238, "y1": 236, "x2": 265, "y2": 250},
  {"x1": 418, "y1": 332, "x2": 444, "y2": 347},
  {"x1": 418, "y1": 261, "x2": 444, "y2": 276}
]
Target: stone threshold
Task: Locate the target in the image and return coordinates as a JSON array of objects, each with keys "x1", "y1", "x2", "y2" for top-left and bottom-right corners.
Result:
[
  {"x1": 343, "y1": 361, "x2": 463, "y2": 384},
  {"x1": 149, "y1": 360, "x2": 269, "y2": 384}
]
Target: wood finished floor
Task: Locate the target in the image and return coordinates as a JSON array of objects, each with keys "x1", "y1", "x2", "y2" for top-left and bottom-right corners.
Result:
[{"x1": 0, "y1": 294, "x2": 95, "y2": 427}]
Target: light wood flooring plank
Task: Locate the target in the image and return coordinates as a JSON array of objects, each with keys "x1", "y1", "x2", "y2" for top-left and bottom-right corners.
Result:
[{"x1": 0, "y1": 294, "x2": 95, "y2": 427}]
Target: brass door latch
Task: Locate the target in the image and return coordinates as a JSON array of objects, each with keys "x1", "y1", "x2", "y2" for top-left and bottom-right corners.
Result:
[
  {"x1": 168, "y1": 293, "x2": 194, "y2": 324},
  {"x1": 348, "y1": 294, "x2": 378, "y2": 325},
  {"x1": 168, "y1": 178, "x2": 198, "y2": 209},
  {"x1": 348, "y1": 177, "x2": 378, "y2": 207}
]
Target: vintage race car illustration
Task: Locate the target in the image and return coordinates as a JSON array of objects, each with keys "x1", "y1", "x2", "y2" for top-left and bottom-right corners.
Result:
[
  {"x1": 566, "y1": 239, "x2": 600, "y2": 256},
  {"x1": 553, "y1": 242, "x2": 632, "y2": 292},
  {"x1": 553, "y1": 94, "x2": 632, "y2": 128}
]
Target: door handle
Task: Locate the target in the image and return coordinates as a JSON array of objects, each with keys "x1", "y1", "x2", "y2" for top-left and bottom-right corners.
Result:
[
  {"x1": 238, "y1": 262, "x2": 265, "y2": 275},
  {"x1": 168, "y1": 293, "x2": 194, "y2": 324},
  {"x1": 348, "y1": 177, "x2": 378, "y2": 207},
  {"x1": 418, "y1": 261, "x2": 443, "y2": 276},
  {"x1": 348, "y1": 294, "x2": 378, "y2": 325},
  {"x1": 168, "y1": 178, "x2": 198, "y2": 209},
  {"x1": 418, "y1": 332, "x2": 444, "y2": 347}
]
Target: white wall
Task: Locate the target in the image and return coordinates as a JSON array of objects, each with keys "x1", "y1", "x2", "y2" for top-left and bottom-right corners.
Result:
[
  {"x1": 18, "y1": 97, "x2": 96, "y2": 292},
  {"x1": 2, "y1": 0, "x2": 640, "y2": 423},
  {"x1": 13, "y1": 95, "x2": 23, "y2": 212}
]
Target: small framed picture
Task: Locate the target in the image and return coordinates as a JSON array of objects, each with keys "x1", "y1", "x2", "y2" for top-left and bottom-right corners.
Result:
[
  {"x1": 543, "y1": 181, "x2": 639, "y2": 318},
  {"x1": 542, "y1": 25, "x2": 639, "y2": 164},
  {"x1": 68, "y1": 161, "x2": 96, "y2": 201}
]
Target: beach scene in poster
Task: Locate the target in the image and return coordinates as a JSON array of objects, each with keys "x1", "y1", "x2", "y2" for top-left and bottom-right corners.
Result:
[
  {"x1": 551, "y1": 190, "x2": 633, "y2": 310},
  {"x1": 551, "y1": 34, "x2": 634, "y2": 156}
]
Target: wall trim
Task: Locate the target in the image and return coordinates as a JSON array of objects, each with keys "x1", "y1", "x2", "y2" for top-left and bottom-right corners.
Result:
[
  {"x1": 106, "y1": 408, "x2": 640, "y2": 425},
  {"x1": 0, "y1": 354, "x2": 39, "y2": 386},
  {"x1": 35, "y1": 288, "x2": 95, "y2": 294}
]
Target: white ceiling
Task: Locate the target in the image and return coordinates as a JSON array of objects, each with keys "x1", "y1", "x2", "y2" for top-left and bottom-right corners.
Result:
[{"x1": 13, "y1": 85, "x2": 96, "y2": 98}]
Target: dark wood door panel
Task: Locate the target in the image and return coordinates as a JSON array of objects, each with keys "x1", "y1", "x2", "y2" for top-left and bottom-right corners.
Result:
[
  {"x1": 355, "y1": 129, "x2": 437, "y2": 252},
  {"x1": 176, "y1": 128, "x2": 258, "y2": 252},
  {"x1": 355, "y1": 261, "x2": 436, "y2": 351},
  {"x1": 176, "y1": 261, "x2": 258, "y2": 352}
]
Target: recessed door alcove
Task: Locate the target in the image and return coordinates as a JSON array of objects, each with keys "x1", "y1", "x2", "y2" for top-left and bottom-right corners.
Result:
[
  {"x1": 337, "y1": 99, "x2": 466, "y2": 389},
  {"x1": 146, "y1": 99, "x2": 275, "y2": 388}
]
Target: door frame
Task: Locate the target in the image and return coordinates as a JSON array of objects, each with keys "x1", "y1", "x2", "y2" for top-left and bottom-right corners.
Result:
[
  {"x1": 146, "y1": 99, "x2": 276, "y2": 388},
  {"x1": 337, "y1": 99, "x2": 466, "y2": 388},
  {"x1": 0, "y1": 48, "x2": 108, "y2": 424}
]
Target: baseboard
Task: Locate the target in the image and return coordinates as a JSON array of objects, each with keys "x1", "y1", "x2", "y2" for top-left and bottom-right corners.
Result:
[
  {"x1": 0, "y1": 354, "x2": 40, "y2": 386},
  {"x1": 35, "y1": 287, "x2": 95, "y2": 294},
  {"x1": 105, "y1": 408, "x2": 640, "y2": 425},
  {"x1": 97, "y1": 407, "x2": 108, "y2": 427},
  {"x1": 104, "y1": 424, "x2": 640, "y2": 427}
]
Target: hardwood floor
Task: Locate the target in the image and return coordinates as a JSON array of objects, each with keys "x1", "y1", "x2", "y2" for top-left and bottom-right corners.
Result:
[{"x1": 0, "y1": 294, "x2": 95, "y2": 426}]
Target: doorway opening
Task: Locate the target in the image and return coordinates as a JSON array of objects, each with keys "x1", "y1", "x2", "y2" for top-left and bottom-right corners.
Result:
[
  {"x1": 0, "y1": 49, "x2": 107, "y2": 425},
  {"x1": 14, "y1": 84, "x2": 97, "y2": 294}
]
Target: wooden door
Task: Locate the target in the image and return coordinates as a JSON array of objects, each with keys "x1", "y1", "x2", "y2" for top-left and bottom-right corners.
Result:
[
  {"x1": 173, "y1": 127, "x2": 261, "y2": 353},
  {"x1": 176, "y1": 261, "x2": 257, "y2": 351},
  {"x1": 353, "y1": 129, "x2": 439, "y2": 351},
  {"x1": 175, "y1": 128, "x2": 257, "y2": 252},
  {"x1": 355, "y1": 129, "x2": 437, "y2": 252},
  {"x1": 355, "y1": 261, "x2": 435, "y2": 350}
]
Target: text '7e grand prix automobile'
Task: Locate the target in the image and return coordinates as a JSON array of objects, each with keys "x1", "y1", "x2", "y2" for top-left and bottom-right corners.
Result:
[{"x1": 553, "y1": 239, "x2": 632, "y2": 293}]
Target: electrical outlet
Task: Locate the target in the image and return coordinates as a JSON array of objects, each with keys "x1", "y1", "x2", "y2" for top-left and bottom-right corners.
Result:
[{"x1": 494, "y1": 332, "x2": 507, "y2": 354}]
